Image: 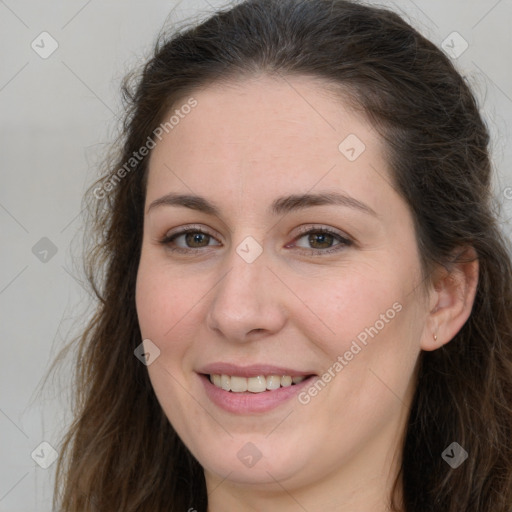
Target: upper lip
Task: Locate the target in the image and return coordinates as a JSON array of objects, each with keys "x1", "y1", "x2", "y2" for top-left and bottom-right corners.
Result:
[{"x1": 198, "y1": 363, "x2": 316, "y2": 378}]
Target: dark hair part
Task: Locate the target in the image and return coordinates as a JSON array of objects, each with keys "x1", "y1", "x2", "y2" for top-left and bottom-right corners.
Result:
[{"x1": 52, "y1": 0, "x2": 512, "y2": 510}]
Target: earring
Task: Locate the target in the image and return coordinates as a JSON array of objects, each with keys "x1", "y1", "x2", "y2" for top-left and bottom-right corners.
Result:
[{"x1": 433, "y1": 333, "x2": 438, "y2": 341}]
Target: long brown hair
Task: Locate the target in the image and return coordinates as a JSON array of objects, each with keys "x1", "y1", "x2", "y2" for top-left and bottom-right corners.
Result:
[{"x1": 51, "y1": 0, "x2": 512, "y2": 510}]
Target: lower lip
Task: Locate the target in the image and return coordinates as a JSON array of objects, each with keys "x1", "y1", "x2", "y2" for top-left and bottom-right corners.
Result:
[{"x1": 199, "y1": 374, "x2": 315, "y2": 414}]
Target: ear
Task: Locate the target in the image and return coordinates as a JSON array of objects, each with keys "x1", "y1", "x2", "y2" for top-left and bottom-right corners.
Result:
[{"x1": 421, "y1": 246, "x2": 479, "y2": 351}]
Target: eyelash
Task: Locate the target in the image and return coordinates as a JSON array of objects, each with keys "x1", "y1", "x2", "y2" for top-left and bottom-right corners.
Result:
[{"x1": 159, "y1": 224, "x2": 353, "y2": 256}]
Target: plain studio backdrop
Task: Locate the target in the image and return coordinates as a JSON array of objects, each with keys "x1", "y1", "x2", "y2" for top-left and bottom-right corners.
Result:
[{"x1": 0, "y1": 0, "x2": 511, "y2": 510}]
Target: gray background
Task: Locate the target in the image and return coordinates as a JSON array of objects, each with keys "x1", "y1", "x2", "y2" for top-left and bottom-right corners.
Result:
[{"x1": 0, "y1": 0, "x2": 511, "y2": 510}]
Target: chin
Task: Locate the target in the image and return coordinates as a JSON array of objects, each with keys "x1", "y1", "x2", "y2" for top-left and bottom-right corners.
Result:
[{"x1": 188, "y1": 431, "x2": 317, "y2": 488}]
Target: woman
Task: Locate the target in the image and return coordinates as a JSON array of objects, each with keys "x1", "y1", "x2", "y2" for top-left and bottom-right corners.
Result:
[{"x1": 52, "y1": 0, "x2": 512, "y2": 510}]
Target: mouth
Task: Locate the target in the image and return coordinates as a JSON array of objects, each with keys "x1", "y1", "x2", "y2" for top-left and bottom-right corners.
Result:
[
  {"x1": 206, "y1": 373, "x2": 312, "y2": 393},
  {"x1": 197, "y1": 364, "x2": 317, "y2": 413}
]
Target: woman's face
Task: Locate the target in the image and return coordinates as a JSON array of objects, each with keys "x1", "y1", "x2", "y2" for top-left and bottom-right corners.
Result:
[{"x1": 136, "y1": 75, "x2": 432, "y2": 497}]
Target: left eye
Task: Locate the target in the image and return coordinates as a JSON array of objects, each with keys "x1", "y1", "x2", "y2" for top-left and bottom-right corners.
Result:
[{"x1": 290, "y1": 228, "x2": 353, "y2": 254}]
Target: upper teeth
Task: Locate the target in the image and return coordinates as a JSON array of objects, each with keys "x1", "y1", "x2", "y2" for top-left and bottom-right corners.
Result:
[{"x1": 209, "y1": 374, "x2": 306, "y2": 393}]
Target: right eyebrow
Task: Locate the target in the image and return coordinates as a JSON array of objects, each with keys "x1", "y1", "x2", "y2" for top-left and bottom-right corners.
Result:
[{"x1": 147, "y1": 193, "x2": 220, "y2": 216}]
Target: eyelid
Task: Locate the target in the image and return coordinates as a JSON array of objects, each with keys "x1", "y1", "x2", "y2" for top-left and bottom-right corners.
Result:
[
  {"x1": 162, "y1": 224, "x2": 219, "y2": 240},
  {"x1": 292, "y1": 224, "x2": 352, "y2": 240}
]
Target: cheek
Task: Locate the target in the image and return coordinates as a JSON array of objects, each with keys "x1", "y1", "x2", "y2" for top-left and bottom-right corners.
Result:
[
  {"x1": 135, "y1": 258, "x2": 201, "y2": 425},
  {"x1": 313, "y1": 272, "x2": 423, "y2": 427},
  {"x1": 296, "y1": 262, "x2": 412, "y2": 350},
  {"x1": 135, "y1": 255, "x2": 195, "y2": 342},
  {"x1": 294, "y1": 257, "x2": 423, "y2": 412}
]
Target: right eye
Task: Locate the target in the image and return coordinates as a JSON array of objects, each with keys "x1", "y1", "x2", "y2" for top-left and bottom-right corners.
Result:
[{"x1": 159, "y1": 226, "x2": 222, "y2": 254}]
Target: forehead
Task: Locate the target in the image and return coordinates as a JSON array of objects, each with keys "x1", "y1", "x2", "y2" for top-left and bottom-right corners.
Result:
[{"x1": 146, "y1": 74, "x2": 390, "y2": 212}]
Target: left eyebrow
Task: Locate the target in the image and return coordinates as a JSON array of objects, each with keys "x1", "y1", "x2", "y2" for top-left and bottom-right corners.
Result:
[
  {"x1": 270, "y1": 192, "x2": 377, "y2": 217},
  {"x1": 146, "y1": 191, "x2": 377, "y2": 217}
]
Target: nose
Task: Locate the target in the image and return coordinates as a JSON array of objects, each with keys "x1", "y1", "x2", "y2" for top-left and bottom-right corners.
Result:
[{"x1": 206, "y1": 247, "x2": 287, "y2": 343}]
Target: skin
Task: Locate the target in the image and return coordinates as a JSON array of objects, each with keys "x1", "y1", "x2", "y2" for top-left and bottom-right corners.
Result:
[{"x1": 135, "y1": 74, "x2": 478, "y2": 512}]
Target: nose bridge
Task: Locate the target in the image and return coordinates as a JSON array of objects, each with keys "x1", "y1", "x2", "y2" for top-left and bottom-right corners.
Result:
[{"x1": 206, "y1": 241, "x2": 286, "y2": 341}]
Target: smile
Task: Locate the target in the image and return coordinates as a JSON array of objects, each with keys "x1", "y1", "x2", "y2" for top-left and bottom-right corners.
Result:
[{"x1": 209, "y1": 374, "x2": 307, "y2": 393}]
